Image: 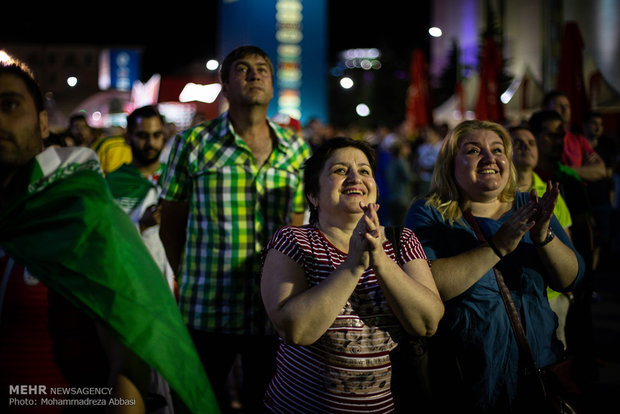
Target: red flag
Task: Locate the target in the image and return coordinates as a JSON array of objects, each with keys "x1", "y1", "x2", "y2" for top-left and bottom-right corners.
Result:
[
  {"x1": 556, "y1": 21, "x2": 588, "y2": 128},
  {"x1": 475, "y1": 36, "x2": 504, "y2": 122},
  {"x1": 406, "y1": 49, "x2": 434, "y2": 131}
]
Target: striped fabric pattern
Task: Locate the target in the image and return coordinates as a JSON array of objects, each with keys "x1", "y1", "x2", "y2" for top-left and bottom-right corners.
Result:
[
  {"x1": 159, "y1": 113, "x2": 310, "y2": 334},
  {"x1": 263, "y1": 225, "x2": 428, "y2": 413}
]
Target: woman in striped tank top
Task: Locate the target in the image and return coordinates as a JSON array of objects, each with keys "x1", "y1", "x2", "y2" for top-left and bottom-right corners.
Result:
[{"x1": 261, "y1": 137, "x2": 444, "y2": 413}]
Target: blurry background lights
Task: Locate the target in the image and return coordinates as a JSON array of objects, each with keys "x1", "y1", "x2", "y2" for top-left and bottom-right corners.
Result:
[
  {"x1": 179, "y1": 82, "x2": 222, "y2": 104},
  {"x1": 342, "y1": 48, "x2": 380, "y2": 59},
  {"x1": 206, "y1": 59, "x2": 219, "y2": 71},
  {"x1": 0, "y1": 50, "x2": 11, "y2": 63},
  {"x1": 340, "y1": 77, "x2": 354, "y2": 89},
  {"x1": 360, "y1": 59, "x2": 372, "y2": 70},
  {"x1": 356, "y1": 103, "x2": 370, "y2": 117},
  {"x1": 339, "y1": 48, "x2": 382, "y2": 70},
  {"x1": 67, "y1": 76, "x2": 78, "y2": 87},
  {"x1": 428, "y1": 27, "x2": 443, "y2": 37},
  {"x1": 501, "y1": 77, "x2": 522, "y2": 104}
]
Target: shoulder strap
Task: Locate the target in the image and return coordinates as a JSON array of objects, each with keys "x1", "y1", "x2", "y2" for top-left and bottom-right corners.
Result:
[{"x1": 461, "y1": 210, "x2": 538, "y2": 372}]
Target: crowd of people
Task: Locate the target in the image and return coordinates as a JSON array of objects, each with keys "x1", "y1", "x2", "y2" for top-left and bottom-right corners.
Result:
[{"x1": 1, "y1": 43, "x2": 618, "y2": 414}]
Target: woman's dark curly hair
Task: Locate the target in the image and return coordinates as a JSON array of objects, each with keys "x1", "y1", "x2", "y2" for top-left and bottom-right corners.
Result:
[{"x1": 303, "y1": 137, "x2": 377, "y2": 225}]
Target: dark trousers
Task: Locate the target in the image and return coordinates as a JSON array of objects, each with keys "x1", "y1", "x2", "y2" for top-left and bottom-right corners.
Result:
[{"x1": 188, "y1": 329, "x2": 278, "y2": 413}]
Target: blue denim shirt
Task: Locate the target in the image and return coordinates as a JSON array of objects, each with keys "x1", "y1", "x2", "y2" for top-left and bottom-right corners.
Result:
[{"x1": 405, "y1": 192, "x2": 584, "y2": 411}]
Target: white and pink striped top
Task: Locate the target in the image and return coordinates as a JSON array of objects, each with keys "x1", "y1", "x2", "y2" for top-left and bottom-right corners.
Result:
[{"x1": 262, "y1": 225, "x2": 428, "y2": 413}]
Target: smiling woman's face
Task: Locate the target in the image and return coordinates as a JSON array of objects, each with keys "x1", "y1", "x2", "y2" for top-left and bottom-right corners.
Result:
[
  {"x1": 311, "y1": 147, "x2": 377, "y2": 220},
  {"x1": 454, "y1": 129, "x2": 510, "y2": 203}
]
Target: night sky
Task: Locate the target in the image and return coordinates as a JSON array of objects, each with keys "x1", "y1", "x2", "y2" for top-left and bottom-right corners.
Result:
[
  {"x1": 2, "y1": 1, "x2": 429, "y2": 77},
  {"x1": 2, "y1": 1, "x2": 430, "y2": 126}
]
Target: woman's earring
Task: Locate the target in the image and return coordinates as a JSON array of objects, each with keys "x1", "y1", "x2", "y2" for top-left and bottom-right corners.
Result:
[{"x1": 309, "y1": 195, "x2": 318, "y2": 209}]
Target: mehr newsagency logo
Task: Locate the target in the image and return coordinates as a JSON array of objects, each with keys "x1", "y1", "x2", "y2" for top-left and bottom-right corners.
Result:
[{"x1": 8, "y1": 385, "x2": 136, "y2": 408}]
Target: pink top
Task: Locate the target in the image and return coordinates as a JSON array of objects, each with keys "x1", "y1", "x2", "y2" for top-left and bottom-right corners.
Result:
[{"x1": 562, "y1": 131, "x2": 596, "y2": 167}]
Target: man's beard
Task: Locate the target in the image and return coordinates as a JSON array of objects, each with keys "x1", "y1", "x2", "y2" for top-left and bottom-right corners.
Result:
[
  {"x1": 133, "y1": 147, "x2": 162, "y2": 166},
  {"x1": 0, "y1": 122, "x2": 43, "y2": 168}
]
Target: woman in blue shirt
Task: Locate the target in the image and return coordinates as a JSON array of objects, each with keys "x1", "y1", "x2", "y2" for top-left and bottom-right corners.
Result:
[{"x1": 405, "y1": 120, "x2": 584, "y2": 413}]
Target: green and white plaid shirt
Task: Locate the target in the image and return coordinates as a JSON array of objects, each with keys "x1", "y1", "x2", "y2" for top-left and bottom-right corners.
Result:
[{"x1": 160, "y1": 112, "x2": 310, "y2": 335}]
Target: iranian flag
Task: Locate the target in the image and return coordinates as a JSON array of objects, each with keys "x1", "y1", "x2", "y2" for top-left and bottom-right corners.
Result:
[{"x1": 0, "y1": 147, "x2": 219, "y2": 414}]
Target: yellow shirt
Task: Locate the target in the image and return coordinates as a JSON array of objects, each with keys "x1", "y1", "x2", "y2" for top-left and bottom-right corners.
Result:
[
  {"x1": 91, "y1": 135, "x2": 132, "y2": 175},
  {"x1": 530, "y1": 172, "x2": 573, "y2": 301}
]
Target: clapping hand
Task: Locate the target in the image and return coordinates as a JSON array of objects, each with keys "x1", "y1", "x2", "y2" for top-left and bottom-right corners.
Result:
[
  {"x1": 528, "y1": 182, "x2": 559, "y2": 244},
  {"x1": 491, "y1": 182, "x2": 559, "y2": 255},
  {"x1": 348, "y1": 202, "x2": 383, "y2": 269},
  {"x1": 360, "y1": 202, "x2": 387, "y2": 265},
  {"x1": 491, "y1": 199, "x2": 537, "y2": 256}
]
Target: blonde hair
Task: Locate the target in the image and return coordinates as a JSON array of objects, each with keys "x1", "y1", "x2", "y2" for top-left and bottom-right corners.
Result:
[{"x1": 425, "y1": 120, "x2": 517, "y2": 224}]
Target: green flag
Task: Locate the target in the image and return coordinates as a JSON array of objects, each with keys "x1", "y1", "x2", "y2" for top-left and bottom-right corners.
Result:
[
  {"x1": 0, "y1": 148, "x2": 219, "y2": 414},
  {"x1": 106, "y1": 163, "x2": 158, "y2": 214}
]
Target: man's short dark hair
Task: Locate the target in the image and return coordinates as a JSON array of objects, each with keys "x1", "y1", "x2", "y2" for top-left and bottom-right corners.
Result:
[
  {"x1": 69, "y1": 113, "x2": 88, "y2": 127},
  {"x1": 126, "y1": 105, "x2": 163, "y2": 135},
  {"x1": 219, "y1": 45, "x2": 274, "y2": 84},
  {"x1": 508, "y1": 125, "x2": 533, "y2": 137},
  {"x1": 584, "y1": 111, "x2": 603, "y2": 123},
  {"x1": 528, "y1": 110, "x2": 564, "y2": 137},
  {"x1": 541, "y1": 89, "x2": 568, "y2": 109},
  {"x1": 0, "y1": 53, "x2": 44, "y2": 112}
]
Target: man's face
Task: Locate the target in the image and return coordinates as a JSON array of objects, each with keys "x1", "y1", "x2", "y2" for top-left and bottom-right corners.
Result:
[
  {"x1": 0, "y1": 73, "x2": 48, "y2": 169},
  {"x1": 69, "y1": 118, "x2": 93, "y2": 145},
  {"x1": 547, "y1": 95, "x2": 571, "y2": 124},
  {"x1": 537, "y1": 119, "x2": 565, "y2": 161},
  {"x1": 127, "y1": 115, "x2": 165, "y2": 165},
  {"x1": 222, "y1": 54, "x2": 274, "y2": 107},
  {"x1": 511, "y1": 128, "x2": 538, "y2": 170},
  {"x1": 586, "y1": 116, "x2": 604, "y2": 139}
]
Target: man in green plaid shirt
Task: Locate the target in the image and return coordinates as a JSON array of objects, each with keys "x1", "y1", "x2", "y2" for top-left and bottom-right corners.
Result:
[{"x1": 159, "y1": 45, "x2": 310, "y2": 413}]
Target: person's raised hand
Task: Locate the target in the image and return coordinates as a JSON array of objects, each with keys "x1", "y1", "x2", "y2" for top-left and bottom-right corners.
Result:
[
  {"x1": 490, "y1": 198, "x2": 537, "y2": 256},
  {"x1": 529, "y1": 182, "x2": 559, "y2": 244}
]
